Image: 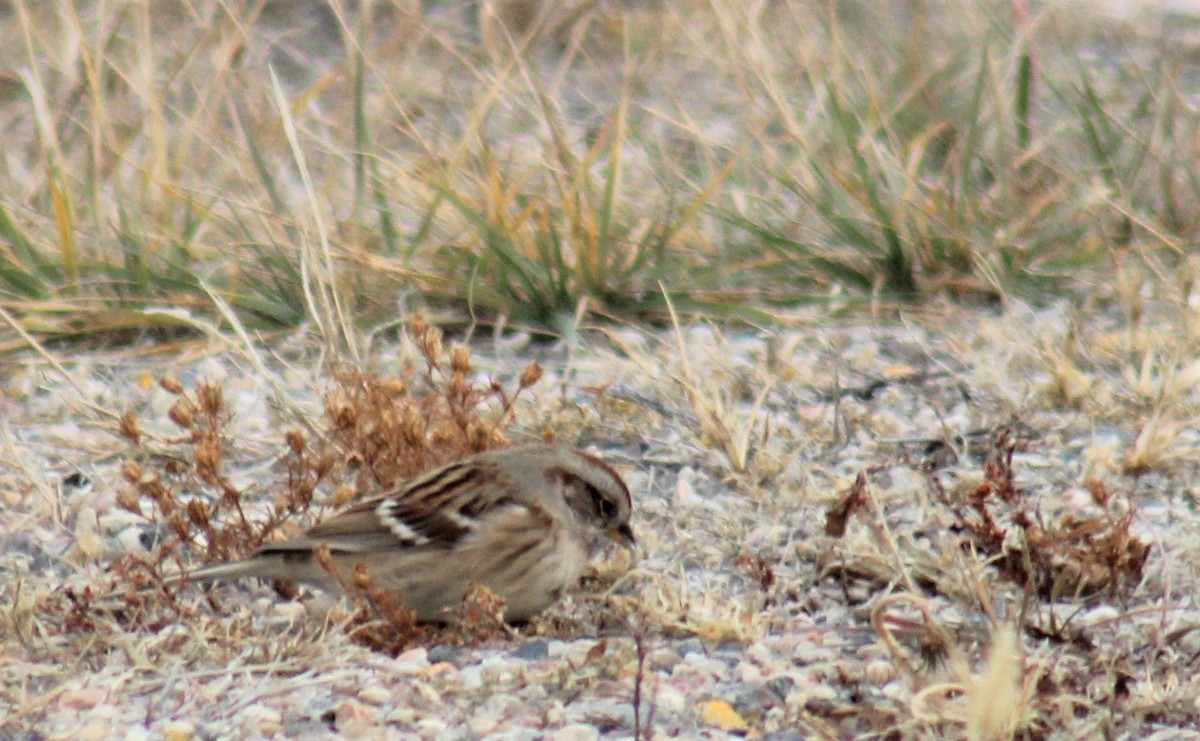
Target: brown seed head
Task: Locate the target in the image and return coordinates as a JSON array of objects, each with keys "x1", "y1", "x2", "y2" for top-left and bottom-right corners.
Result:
[
  {"x1": 400, "y1": 407, "x2": 425, "y2": 443},
  {"x1": 353, "y1": 563, "x2": 373, "y2": 591},
  {"x1": 292, "y1": 481, "x2": 314, "y2": 507},
  {"x1": 119, "y1": 412, "x2": 141, "y2": 444},
  {"x1": 410, "y1": 312, "x2": 429, "y2": 338},
  {"x1": 450, "y1": 344, "x2": 471, "y2": 373},
  {"x1": 122, "y1": 460, "x2": 143, "y2": 483},
  {"x1": 448, "y1": 371, "x2": 467, "y2": 401},
  {"x1": 194, "y1": 438, "x2": 221, "y2": 477},
  {"x1": 421, "y1": 327, "x2": 443, "y2": 363},
  {"x1": 519, "y1": 361, "x2": 543, "y2": 388},
  {"x1": 315, "y1": 452, "x2": 336, "y2": 478},
  {"x1": 332, "y1": 484, "x2": 356, "y2": 509},
  {"x1": 196, "y1": 381, "x2": 223, "y2": 415},
  {"x1": 168, "y1": 511, "x2": 190, "y2": 540},
  {"x1": 168, "y1": 400, "x2": 194, "y2": 429},
  {"x1": 286, "y1": 428, "x2": 306, "y2": 455},
  {"x1": 186, "y1": 499, "x2": 211, "y2": 527},
  {"x1": 116, "y1": 488, "x2": 142, "y2": 515}
]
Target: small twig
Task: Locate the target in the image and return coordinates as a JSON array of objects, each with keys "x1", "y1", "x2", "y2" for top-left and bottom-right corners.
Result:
[{"x1": 631, "y1": 619, "x2": 656, "y2": 741}]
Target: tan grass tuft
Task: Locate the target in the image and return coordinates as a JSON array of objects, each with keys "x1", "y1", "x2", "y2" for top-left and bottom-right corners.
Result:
[{"x1": 965, "y1": 624, "x2": 1030, "y2": 741}]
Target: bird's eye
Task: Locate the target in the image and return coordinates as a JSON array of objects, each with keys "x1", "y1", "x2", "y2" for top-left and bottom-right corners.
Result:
[{"x1": 587, "y1": 484, "x2": 617, "y2": 519}]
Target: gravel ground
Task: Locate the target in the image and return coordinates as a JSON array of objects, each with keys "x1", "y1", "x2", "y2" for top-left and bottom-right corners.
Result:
[{"x1": 5, "y1": 300, "x2": 1200, "y2": 739}]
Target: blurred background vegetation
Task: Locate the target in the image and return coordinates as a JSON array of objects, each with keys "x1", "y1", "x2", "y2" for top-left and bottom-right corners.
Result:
[{"x1": 0, "y1": 0, "x2": 1196, "y2": 348}]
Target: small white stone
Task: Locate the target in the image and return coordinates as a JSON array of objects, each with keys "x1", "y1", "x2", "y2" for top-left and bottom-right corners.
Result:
[
  {"x1": 270, "y1": 601, "x2": 307, "y2": 623},
  {"x1": 358, "y1": 685, "x2": 392, "y2": 705},
  {"x1": 393, "y1": 647, "x2": 430, "y2": 675},
  {"x1": 58, "y1": 685, "x2": 106, "y2": 710},
  {"x1": 675, "y1": 469, "x2": 700, "y2": 506},
  {"x1": 466, "y1": 710, "x2": 501, "y2": 735},
  {"x1": 738, "y1": 662, "x2": 763, "y2": 683},
  {"x1": 864, "y1": 659, "x2": 893, "y2": 683},
  {"x1": 122, "y1": 726, "x2": 152, "y2": 741},
  {"x1": 239, "y1": 703, "x2": 282, "y2": 732},
  {"x1": 746, "y1": 640, "x2": 773, "y2": 665},
  {"x1": 99, "y1": 509, "x2": 143, "y2": 535},
  {"x1": 162, "y1": 719, "x2": 196, "y2": 739},
  {"x1": 653, "y1": 685, "x2": 687, "y2": 716},
  {"x1": 458, "y1": 665, "x2": 484, "y2": 691},
  {"x1": 416, "y1": 717, "x2": 446, "y2": 735}
]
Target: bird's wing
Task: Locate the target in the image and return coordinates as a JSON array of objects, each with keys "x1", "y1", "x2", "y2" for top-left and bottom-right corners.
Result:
[{"x1": 264, "y1": 456, "x2": 518, "y2": 554}]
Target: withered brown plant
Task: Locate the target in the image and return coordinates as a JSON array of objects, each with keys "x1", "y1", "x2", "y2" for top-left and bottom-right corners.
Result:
[
  {"x1": 88, "y1": 313, "x2": 545, "y2": 643},
  {"x1": 116, "y1": 377, "x2": 336, "y2": 570},
  {"x1": 325, "y1": 312, "x2": 543, "y2": 495},
  {"x1": 939, "y1": 426, "x2": 1149, "y2": 601}
]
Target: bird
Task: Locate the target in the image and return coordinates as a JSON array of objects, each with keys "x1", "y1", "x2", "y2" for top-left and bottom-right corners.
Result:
[{"x1": 180, "y1": 444, "x2": 635, "y2": 621}]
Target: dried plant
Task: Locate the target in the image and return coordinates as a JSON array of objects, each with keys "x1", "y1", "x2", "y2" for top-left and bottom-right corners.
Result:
[
  {"x1": 337, "y1": 552, "x2": 427, "y2": 655},
  {"x1": 940, "y1": 425, "x2": 1149, "y2": 601},
  {"x1": 99, "y1": 376, "x2": 337, "y2": 626},
  {"x1": 827, "y1": 422, "x2": 1151, "y2": 602},
  {"x1": 325, "y1": 312, "x2": 543, "y2": 494},
  {"x1": 52, "y1": 314, "x2": 544, "y2": 642}
]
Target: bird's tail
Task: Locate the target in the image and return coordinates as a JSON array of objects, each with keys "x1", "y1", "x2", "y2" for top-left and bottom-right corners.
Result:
[{"x1": 85, "y1": 556, "x2": 267, "y2": 612}]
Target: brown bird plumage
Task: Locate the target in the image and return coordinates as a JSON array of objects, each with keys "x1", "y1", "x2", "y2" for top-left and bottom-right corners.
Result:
[{"x1": 185, "y1": 444, "x2": 635, "y2": 621}]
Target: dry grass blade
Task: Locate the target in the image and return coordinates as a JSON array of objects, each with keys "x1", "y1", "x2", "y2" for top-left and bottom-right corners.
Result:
[
  {"x1": 267, "y1": 66, "x2": 360, "y2": 363},
  {"x1": 661, "y1": 286, "x2": 770, "y2": 473}
]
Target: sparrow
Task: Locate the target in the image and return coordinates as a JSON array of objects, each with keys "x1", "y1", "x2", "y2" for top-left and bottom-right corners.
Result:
[{"x1": 183, "y1": 444, "x2": 635, "y2": 621}]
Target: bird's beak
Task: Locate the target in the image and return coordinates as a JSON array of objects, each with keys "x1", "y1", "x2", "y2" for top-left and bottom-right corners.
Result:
[{"x1": 609, "y1": 523, "x2": 636, "y2": 547}]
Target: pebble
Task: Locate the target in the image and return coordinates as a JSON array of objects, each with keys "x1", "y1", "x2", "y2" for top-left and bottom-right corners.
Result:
[
  {"x1": 647, "y1": 646, "x2": 681, "y2": 669},
  {"x1": 466, "y1": 710, "x2": 502, "y2": 736},
  {"x1": 458, "y1": 665, "x2": 484, "y2": 691},
  {"x1": 122, "y1": 727, "x2": 152, "y2": 741},
  {"x1": 511, "y1": 639, "x2": 550, "y2": 661},
  {"x1": 358, "y1": 685, "x2": 392, "y2": 705},
  {"x1": 565, "y1": 697, "x2": 635, "y2": 730},
  {"x1": 393, "y1": 647, "x2": 431, "y2": 674},
  {"x1": 727, "y1": 681, "x2": 775, "y2": 715},
  {"x1": 676, "y1": 638, "x2": 704, "y2": 656},
  {"x1": 765, "y1": 675, "x2": 795, "y2": 700},
  {"x1": 333, "y1": 699, "x2": 377, "y2": 726},
  {"x1": 697, "y1": 699, "x2": 749, "y2": 732},
  {"x1": 59, "y1": 685, "x2": 106, "y2": 710},
  {"x1": 675, "y1": 652, "x2": 728, "y2": 682},
  {"x1": 738, "y1": 662, "x2": 763, "y2": 683},
  {"x1": 98, "y1": 509, "x2": 142, "y2": 535},
  {"x1": 162, "y1": 720, "x2": 195, "y2": 741},
  {"x1": 549, "y1": 640, "x2": 604, "y2": 666},
  {"x1": 654, "y1": 684, "x2": 687, "y2": 716},
  {"x1": 416, "y1": 717, "x2": 447, "y2": 736},
  {"x1": 863, "y1": 659, "x2": 893, "y2": 683},
  {"x1": 427, "y1": 643, "x2": 460, "y2": 665},
  {"x1": 238, "y1": 703, "x2": 282, "y2": 733}
]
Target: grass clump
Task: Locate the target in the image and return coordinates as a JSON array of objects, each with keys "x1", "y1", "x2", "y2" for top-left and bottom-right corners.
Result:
[{"x1": 5, "y1": 0, "x2": 1200, "y2": 343}]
